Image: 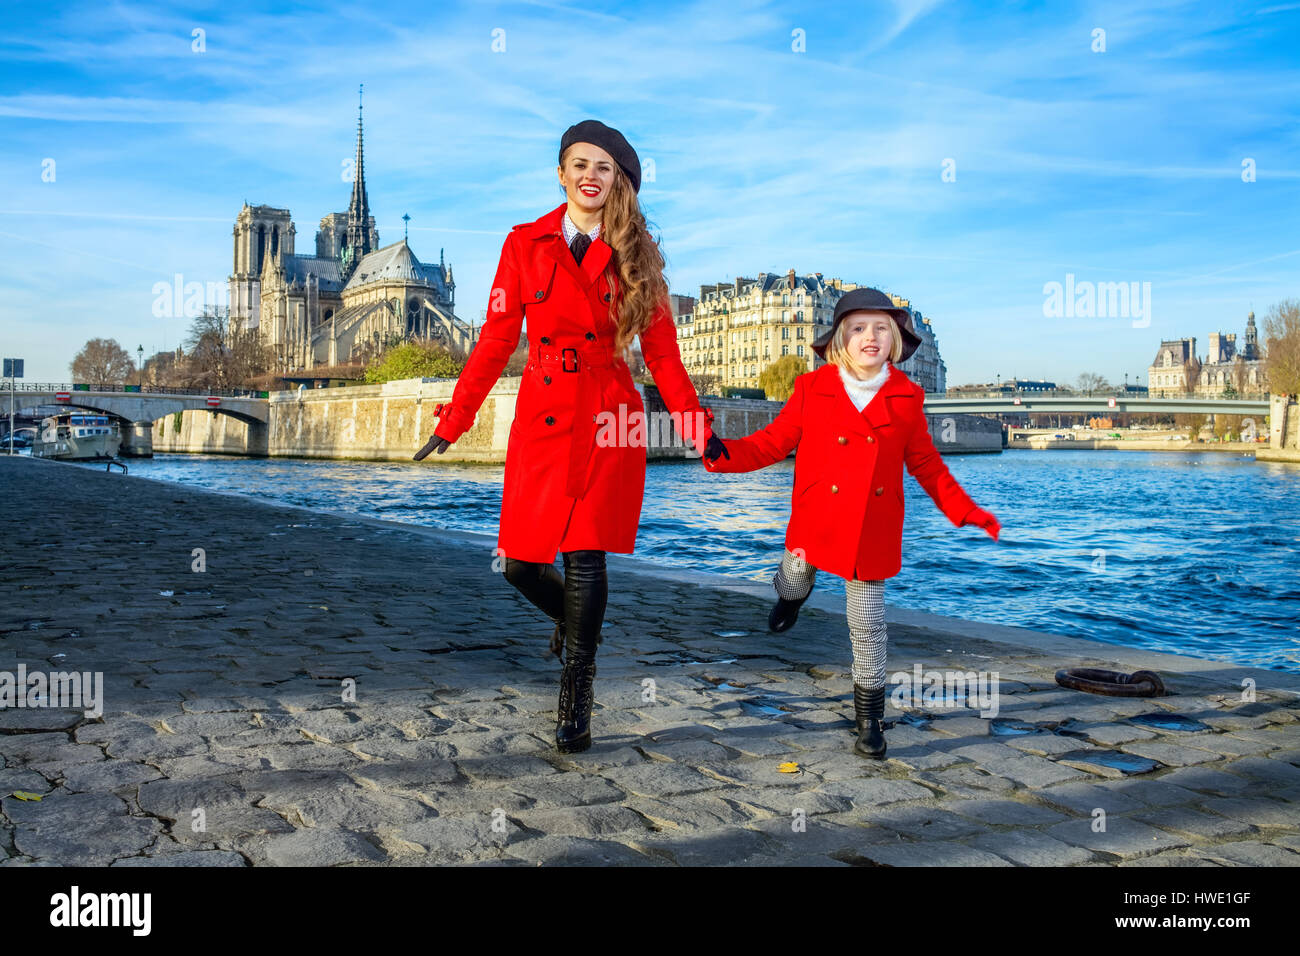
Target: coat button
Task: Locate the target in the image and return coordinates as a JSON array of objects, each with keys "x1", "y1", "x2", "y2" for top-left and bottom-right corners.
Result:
[
  {"x1": 540, "y1": 336, "x2": 550, "y2": 345},
  {"x1": 867, "y1": 435, "x2": 875, "y2": 443},
  {"x1": 604, "y1": 292, "x2": 612, "y2": 302},
  {"x1": 837, "y1": 436, "x2": 847, "y2": 445},
  {"x1": 585, "y1": 332, "x2": 596, "y2": 341},
  {"x1": 875, "y1": 486, "x2": 884, "y2": 496},
  {"x1": 543, "y1": 375, "x2": 552, "y2": 385},
  {"x1": 534, "y1": 290, "x2": 544, "y2": 300},
  {"x1": 831, "y1": 485, "x2": 839, "y2": 494},
  {"x1": 545, "y1": 416, "x2": 555, "y2": 426}
]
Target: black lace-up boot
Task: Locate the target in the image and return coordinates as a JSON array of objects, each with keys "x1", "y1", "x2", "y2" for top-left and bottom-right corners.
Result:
[{"x1": 554, "y1": 550, "x2": 606, "y2": 753}]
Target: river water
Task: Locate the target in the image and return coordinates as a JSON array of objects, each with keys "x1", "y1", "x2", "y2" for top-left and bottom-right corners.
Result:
[{"x1": 114, "y1": 449, "x2": 1300, "y2": 673}]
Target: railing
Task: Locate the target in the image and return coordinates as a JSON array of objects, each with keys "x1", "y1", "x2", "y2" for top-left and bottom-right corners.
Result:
[
  {"x1": 940, "y1": 389, "x2": 1270, "y2": 401},
  {"x1": 6, "y1": 383, "x2": 269, "y2": 398}
]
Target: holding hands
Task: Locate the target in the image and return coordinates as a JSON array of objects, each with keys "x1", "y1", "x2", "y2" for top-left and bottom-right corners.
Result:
[{"x1": 703, "y1": 433, "x2": 730, "y2": 463}]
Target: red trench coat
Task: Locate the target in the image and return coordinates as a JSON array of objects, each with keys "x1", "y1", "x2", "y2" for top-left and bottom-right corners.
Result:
[
  {"x1": 704, "y1": 362, "x2": 981, "y2": 581},
  {"x1": 433, "y1": 202, "x2": 711, "y2": 563}
]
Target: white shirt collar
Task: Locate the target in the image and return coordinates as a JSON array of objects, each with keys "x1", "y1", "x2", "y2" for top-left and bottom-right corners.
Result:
[{"x1": 562, "y1": 210, "x2": 600, "y2": 245}]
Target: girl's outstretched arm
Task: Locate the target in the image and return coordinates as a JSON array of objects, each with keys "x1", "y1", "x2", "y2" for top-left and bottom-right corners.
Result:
[
  {"x1": 902, "y1": 392, "x2": 986, "y2": 529},
  {"x1": 703, "y1": 373, "x2": 806, "y2": 474}
]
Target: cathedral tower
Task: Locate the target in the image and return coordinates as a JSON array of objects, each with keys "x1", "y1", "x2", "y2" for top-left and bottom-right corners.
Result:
[{"x1": 230, "y1": 204, "x2": 294, "y2": 330}]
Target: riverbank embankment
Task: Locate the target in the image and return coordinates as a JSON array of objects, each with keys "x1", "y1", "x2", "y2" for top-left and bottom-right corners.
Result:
[{"x1": 1, "y1": 455, "x2": 1297, "y2": 866}]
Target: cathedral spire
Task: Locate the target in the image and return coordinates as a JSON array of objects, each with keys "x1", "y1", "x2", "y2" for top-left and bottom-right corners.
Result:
[{"x1": 342, "y1": 84, "x2": 376, "y2": 274}]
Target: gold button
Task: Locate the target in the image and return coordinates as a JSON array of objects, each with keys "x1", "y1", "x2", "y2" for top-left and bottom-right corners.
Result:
[
  {"x1": 837, "y1": 436, "x2": 847, "y2": 445},
  {"x1": 831, "y1": 484, "x2": 839, "y2": 494},
  {"x1": 875, "y1": 486, "x2": 884, "y2": 496},
  {"x1": 867, "y1": 436, "x2": 875, "y2": 443}
]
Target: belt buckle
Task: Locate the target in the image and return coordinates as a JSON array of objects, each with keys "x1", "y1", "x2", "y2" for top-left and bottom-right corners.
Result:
[{"x1": 561, "y1": 347, "x2": 579, "y2": 373}]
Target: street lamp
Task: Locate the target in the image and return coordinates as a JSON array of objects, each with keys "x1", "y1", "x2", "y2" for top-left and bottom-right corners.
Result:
[{"x1": 137, "y1": 344, "x2": 144, "y2": 386}]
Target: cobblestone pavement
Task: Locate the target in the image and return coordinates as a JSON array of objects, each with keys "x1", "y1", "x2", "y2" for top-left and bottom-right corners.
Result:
[{"x1": 1, "y1": 455, "x2": 1297, "y2": 866}]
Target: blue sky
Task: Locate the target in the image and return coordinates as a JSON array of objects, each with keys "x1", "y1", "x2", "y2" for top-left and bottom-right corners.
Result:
[{"x1": 1, "y1": 0, "x2": 1297, "y2": 386}]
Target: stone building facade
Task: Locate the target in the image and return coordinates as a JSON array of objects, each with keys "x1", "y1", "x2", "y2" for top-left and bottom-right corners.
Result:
[
  {"x1": 1147, "y1": 312, "x2": 1264, "y2": 397},
  {"x1": 674, "y1": 269, "x2": 947, "y2": 394}
]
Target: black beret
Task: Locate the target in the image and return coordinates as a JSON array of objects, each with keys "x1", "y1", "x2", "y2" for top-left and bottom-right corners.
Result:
[{"x1": 559, "y1": 119, "x2": 641, "y2": 193}]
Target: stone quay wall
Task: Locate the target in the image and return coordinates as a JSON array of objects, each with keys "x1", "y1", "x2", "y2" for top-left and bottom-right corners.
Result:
[{"x1": 150, "y1": 376, "x2": 1003, "y2": 460}]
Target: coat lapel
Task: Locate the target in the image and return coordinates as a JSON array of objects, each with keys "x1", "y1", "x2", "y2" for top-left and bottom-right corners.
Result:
[
  {"x1": 810, "y1": 362, "x2": 911, "y2": 437},
  {"x1": 530, "y1": 203, "x2": 609, "y2": 293},
  {"x1": 864, "y1": 364, "x2": 913, "y2": 429}
]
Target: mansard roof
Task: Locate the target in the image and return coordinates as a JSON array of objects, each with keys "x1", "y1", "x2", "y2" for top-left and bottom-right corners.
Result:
[
  {"x1": 699, "y1": 271, "x2": 844, "y2": 301},
  {"x1": 344, "y1": 239, "x2": 448, "y2": 291}
]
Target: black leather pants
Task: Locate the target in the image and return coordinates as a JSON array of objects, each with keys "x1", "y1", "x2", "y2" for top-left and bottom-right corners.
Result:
[{"x1": 504, "y1": 550, "x2": 607, "y2": 661}]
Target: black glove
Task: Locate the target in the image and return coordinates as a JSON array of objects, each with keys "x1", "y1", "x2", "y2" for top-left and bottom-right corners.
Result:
[
  {"x1": 413, "y1": 435, "x2": 451, "y2": 461},
  {"x1": 703, "y1": 433, "x2": 730, "y2": 462}
]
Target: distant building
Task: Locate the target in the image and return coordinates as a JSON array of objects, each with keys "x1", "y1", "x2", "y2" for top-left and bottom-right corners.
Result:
[
  {"x1": 228, "y1": 95, "x2": 474, "y2": 370},
  {"x1": 1147, "y1": 311, "x2": 1263, "y2": 397},
  {"x1": 674, "y1": 270, "x2": 946, "y2": 395}
]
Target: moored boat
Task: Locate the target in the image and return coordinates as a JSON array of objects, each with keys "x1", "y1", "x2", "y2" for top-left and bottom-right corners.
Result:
[{"x1": 31, "y1": 411, "x2": 122, "y2": 460}]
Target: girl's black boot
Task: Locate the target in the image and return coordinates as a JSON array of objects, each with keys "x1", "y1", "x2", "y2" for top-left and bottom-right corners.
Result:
[{"x1": 853, "y1": 685, "x2": 887, "y2": 759}]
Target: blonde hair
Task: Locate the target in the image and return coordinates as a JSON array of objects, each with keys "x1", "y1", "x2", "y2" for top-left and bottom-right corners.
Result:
[
  {"x1": 561, "y1": 146, "x2": 664, "y2": 361},
  {"x1": 825, "y1": 311, "x2": 904, "y2": 368}
]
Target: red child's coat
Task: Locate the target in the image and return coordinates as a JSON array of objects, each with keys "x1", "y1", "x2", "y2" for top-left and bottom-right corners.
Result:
[
  {"x1": 704, "y1": 362, "x2": 980, "y2": 580},
  {"x1": 433, "y1": 202, "x2": 711, "y2": 563}
]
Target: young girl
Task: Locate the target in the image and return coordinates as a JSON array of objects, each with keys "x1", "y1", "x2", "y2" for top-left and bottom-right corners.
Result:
[
  {"x1": 702, "y1": 288, "x2": 1001, "y2": 758},
  {"x1": 414, "y1": 119, "x2": 723, "y2": 754}
]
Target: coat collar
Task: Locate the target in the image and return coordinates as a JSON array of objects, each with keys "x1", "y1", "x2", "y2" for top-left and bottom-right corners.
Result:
[
  {"x1": 809, "y1": 360, "x2": 914, "y2": 433},
  {"x1": 524, "y1": 202, "x2": 612, "y2": 290}
]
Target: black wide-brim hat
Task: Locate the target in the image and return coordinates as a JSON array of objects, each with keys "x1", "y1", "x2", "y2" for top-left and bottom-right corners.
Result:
[
  {"x1": 813, "y1": 287, "x2": 922, "y2": 362},
  {"x1": 559, "y1": 119, "x2": 641, "y2": 193}
]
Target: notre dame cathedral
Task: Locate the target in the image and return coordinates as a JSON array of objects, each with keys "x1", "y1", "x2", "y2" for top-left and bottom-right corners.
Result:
[{"x1": 227, "y1": 94, "x2": 476, "y2": 370}]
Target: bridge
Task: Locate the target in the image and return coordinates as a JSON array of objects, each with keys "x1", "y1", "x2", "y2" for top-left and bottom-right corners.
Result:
[
  {"x1": 5, "y1": 384, "x2": 270, "y2": 425},
  {"x1": 922, "y1": 392, "x2": 1270, "y2": 417}
]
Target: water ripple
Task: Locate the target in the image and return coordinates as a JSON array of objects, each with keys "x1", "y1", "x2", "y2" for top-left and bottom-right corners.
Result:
[{"x1": 114, "y1": 449, "x2": 1300, "y2": 672}]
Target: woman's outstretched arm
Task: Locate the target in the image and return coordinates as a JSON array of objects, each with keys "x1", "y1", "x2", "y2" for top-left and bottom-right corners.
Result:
[
  {"x1": 703, "y1": 373, "x2": 807, "y2": 474},
  {"x1": 432, "y1": 233, "x2": 524, "y2": 444},
  {"x1": 639, "y1": 300, "x2": 713, "y2": 456}
]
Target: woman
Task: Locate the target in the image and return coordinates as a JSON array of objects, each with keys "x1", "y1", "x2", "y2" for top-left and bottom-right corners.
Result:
[
  {"x1": 414, "y1": 119, "x2": 723, "y2": 754},
  {"x1": 702, "y1": 288, "x2": 1000, "y2": 758}
]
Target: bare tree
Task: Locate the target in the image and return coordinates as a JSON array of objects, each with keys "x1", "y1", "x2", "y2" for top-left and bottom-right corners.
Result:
[
  {"x1": 1182, "y1": 352, "x2": 1202, "y2": 395},
  {"x1": 1262, "y1": 298, "x2": 1300, "y2": 397},
  {"x1": 183, "y1": 309, "x2": 273, "y2": 389},
  {"x1": 1075, "y1": 372, "x2": 1110, "y2": 395},
  {"x1": 70, "y1": 338, "x2": 135, "y2": 384},
  {"x1": 688, "y1": 371, "x2": 722, "y2": 396}
]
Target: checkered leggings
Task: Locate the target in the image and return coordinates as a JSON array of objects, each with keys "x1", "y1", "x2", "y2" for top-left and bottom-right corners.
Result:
[{"x1": 773, "y1": 548, "x2": 887, "y2": 689}]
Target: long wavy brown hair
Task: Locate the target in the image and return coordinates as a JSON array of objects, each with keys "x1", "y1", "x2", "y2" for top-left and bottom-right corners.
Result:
[{"x1": 561, "y1": 146, "x2": 668, "y2": 359}]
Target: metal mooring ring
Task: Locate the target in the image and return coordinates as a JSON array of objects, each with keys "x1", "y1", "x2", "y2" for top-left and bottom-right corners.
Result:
[{"x1": 1055, "y1": 667, "x2": 1166, "y2": 697}]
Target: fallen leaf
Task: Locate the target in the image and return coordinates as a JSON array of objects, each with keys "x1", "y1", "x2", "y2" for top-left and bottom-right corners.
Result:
[
  {"x1": 778, "y1": 762, "x2": 801, "y2": 774},
  {"x1": 12, "y1": 791, "x2": 44, "y2": 801}
]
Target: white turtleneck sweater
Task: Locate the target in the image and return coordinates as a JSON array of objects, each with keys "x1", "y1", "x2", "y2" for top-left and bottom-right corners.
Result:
[{"x1": 838, "y1": 361, "x2": 891, "y2": 412}]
